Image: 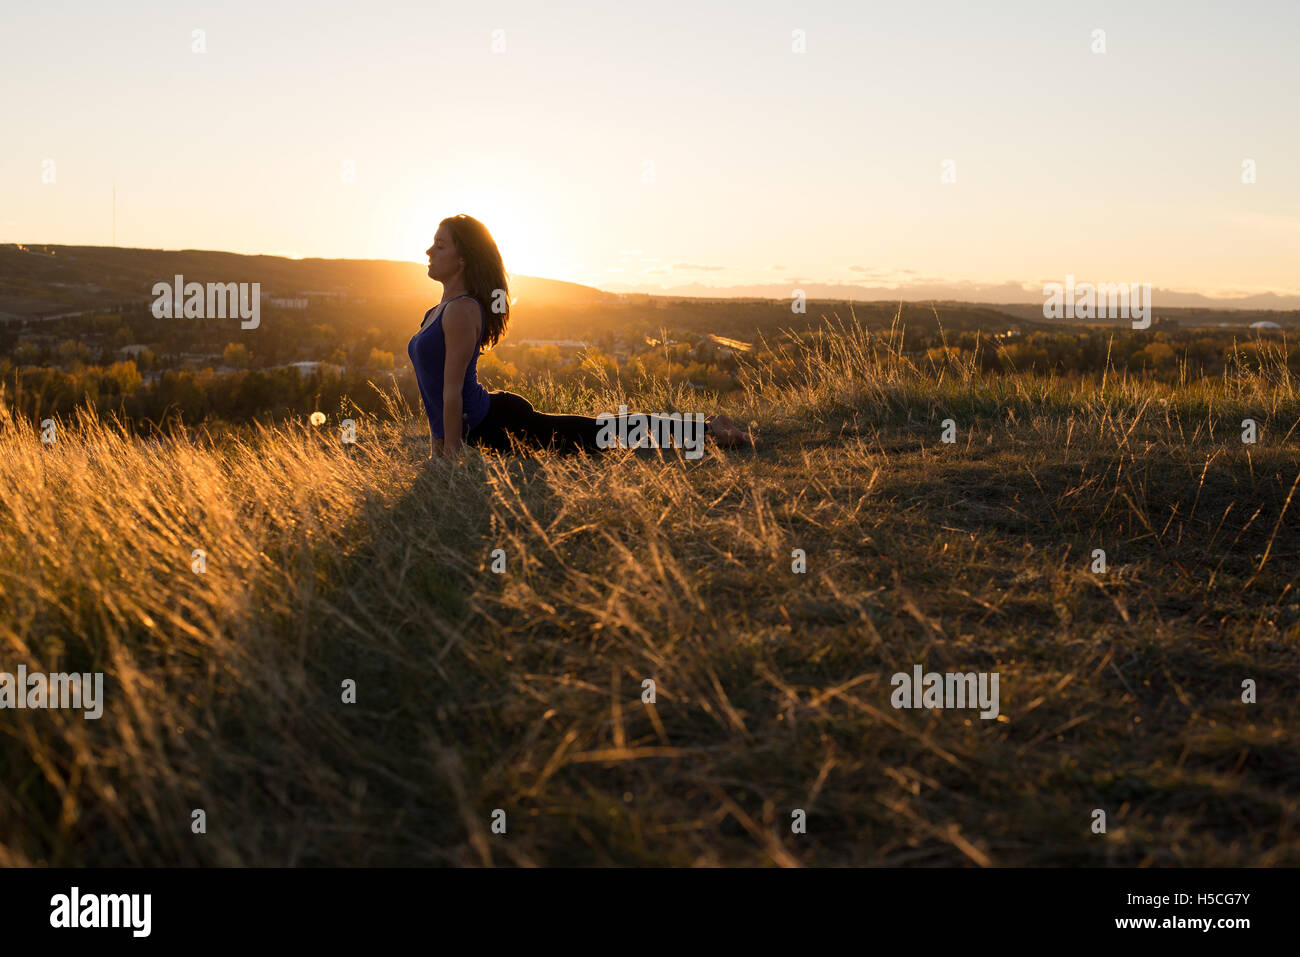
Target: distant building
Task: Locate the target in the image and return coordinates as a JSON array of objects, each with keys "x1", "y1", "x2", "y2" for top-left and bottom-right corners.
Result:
[
  {"x1": 515, "y1": 339, "x2": 591, "y2": 349},
  {"x1": 176, "y1": 352, "x2": 224, "y2": 363},
  {"x1": 705, "y1": 333, "x2": 753, "y2": 352},
  {"x1": 279, "y1": 361, "x2": 342, "y2": 378},
  {"x1": 1250, "y1": 321, "x2": 1282, "y2": 330}
]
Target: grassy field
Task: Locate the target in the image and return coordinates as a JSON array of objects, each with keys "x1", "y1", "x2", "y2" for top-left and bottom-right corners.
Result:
[{"x1": 2, "y1": 311, "x2": 1297, "y2": 866}]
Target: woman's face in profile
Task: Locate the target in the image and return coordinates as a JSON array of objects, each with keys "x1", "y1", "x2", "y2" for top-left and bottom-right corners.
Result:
[{"x1": 426, "y1": 226, "x2": 461, "y2": 281}]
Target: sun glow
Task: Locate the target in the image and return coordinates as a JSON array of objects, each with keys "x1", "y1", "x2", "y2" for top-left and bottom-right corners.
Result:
[{"x1": 396, "y1": 190, "x2": 561, "y2": 284}]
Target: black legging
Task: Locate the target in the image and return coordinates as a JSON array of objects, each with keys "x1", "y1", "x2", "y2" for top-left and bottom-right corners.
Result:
[{"x1": 465, "y1": 390, "x2": 704, "y2": 454}]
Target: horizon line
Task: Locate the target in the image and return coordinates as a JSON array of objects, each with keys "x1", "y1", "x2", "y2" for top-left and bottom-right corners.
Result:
[{"x1": 6, "y1": 242, "x2": 1300, "y2": 310}]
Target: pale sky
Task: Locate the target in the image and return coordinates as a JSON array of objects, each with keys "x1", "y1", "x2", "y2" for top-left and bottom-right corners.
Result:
[{"x1": 4, "y1": 0, "x2": 1298, "y2": 298}]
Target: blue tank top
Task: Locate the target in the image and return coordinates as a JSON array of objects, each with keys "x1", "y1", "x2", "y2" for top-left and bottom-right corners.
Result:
[{"x1": 407, "y1": 294, "x2": 491, "y2": 439}]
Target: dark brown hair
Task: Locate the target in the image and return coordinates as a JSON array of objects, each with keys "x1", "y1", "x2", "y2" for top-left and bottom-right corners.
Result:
[{"x1": 440, "y1": 213, "x2": 510, "y2": 349}]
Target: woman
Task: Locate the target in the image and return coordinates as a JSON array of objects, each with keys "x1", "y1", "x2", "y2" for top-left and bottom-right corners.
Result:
[{"x1": 409, "y1": 214, "x2": 753, "y2": 462}]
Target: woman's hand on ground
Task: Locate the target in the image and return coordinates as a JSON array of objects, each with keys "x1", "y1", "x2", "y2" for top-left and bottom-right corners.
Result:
[
  {"x1": 416, "y1": 445, "x2": 467, "y2": 471},
  {"x1": 705, "y1": 413, "x2": 756, "y2": 447}
]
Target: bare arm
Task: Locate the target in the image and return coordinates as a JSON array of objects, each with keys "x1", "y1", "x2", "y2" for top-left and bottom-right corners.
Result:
[{"x1": 439, "y1": 299, "x2": 480, "y2": 458}]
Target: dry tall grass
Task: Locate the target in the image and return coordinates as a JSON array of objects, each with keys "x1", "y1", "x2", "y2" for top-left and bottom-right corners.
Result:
[{"x1": 1, "y1": 311, "x2": 1297, "y2": 865}]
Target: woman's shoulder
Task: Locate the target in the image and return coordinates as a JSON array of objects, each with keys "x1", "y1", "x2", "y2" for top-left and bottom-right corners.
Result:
[
  {"x1": 418, "y1": 296, "x2": 482, "y2": 338},
  {"x1": 433, "y1": 295, "x2": 484, "y2": 316},
  {"x1": 448, "y1": 298, "x2": 486, "y2": 353},
  {"x1": 443, "y1": 296, "x2": 485, "y2": 328},
  {"x1": 454, "y1": 294, "x2": 485, "y2": 317}
]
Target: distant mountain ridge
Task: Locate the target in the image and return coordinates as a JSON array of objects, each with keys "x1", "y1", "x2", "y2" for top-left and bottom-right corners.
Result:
[
  {"x1": 0, "y1": 244, "x2": 615, "y2": 319},
  {"x1": 5, "y1": 245, "x2": 1298, "y2": 323},
  {"x1": 602, "y1": 279, "x2": 1300, "y2": 311}
]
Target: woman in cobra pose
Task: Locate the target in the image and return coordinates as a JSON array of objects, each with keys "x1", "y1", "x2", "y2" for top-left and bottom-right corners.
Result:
[{"x1": 409, "y1": 214, "x2": 753, "y2": 461}]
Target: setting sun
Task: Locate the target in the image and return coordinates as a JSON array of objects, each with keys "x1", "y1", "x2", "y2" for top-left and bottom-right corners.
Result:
[{"x1": 394, "y1": 188, "x2": 560, "y2": 290}]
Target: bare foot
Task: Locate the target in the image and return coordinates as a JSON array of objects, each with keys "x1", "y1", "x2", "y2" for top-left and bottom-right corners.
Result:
[{"x1": 705, "y1": 413, "x2": 755, "y2": 447}]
